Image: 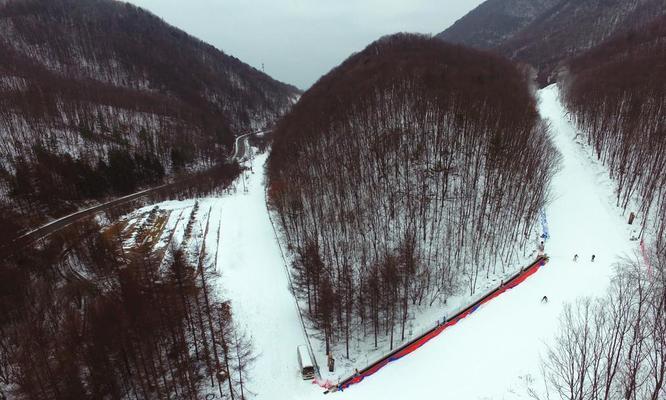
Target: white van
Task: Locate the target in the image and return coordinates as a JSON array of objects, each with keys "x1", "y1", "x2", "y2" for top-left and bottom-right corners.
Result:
[{"x1": 297, "y1": 345, "x2": 315, "y2": 380}]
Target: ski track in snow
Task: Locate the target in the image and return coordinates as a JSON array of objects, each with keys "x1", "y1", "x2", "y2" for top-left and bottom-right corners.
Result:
[{"x1": 145, "y1": 84, "x2": 639, "y2": 399}]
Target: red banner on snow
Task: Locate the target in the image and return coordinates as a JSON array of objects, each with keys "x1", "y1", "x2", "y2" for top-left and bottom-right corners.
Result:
[{"x1": 328, "y1": 256, "x2": 548, "y2": 393}]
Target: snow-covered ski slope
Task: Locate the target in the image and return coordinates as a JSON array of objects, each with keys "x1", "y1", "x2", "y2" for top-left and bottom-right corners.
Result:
[
  {"x1": 213, "y1": 154, "x2": 322, "y2": 399},
  {"x1": 211, "y1": 84, "x2": 638, "y2": 399},
  {"x1": 299, "y1": 85, "x2": 637, "y2": 399}
]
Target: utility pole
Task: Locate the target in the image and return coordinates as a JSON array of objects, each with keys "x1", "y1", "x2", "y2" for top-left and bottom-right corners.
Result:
[{"x1": 248, "y1": 139, "x2": 254, "y2": 173}]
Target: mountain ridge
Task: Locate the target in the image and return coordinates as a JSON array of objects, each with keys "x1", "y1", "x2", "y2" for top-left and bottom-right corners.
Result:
[
  {"x1": 0, "y1": 0, "x2": 299, "y2": 223},
  {"x1": 437, "y1": 0, "x2": 666, "y2": 84}
]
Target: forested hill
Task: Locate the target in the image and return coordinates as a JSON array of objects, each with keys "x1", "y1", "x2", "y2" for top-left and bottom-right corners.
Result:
[
  {"x1": 499, "y1": 0, "x2": 665, "y2": 84},
  {"x1": 562, "y1": 15, "x2": 666, "y2": 252},
  {"x1": 436, "y1": 0, "x2": 560, "y2": 49},
  {"x1": 267, "y1": 34, "x2": 558, "y2": 355},
  {"x1": 437, "y1": 0, "x2": 666, "y2": 85},
  {"x1": 0, "y1": 0, "x2": 298, "y2": 223}
]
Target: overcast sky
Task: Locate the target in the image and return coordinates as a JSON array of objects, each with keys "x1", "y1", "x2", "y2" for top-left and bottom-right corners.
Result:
[{"x1": 124, "y1": 0, "x2": 483, "y2": 90}]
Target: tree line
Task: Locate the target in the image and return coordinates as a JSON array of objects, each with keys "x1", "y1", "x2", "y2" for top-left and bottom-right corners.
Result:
[
  {"x1": 268, "y1": 34, "x2": 558, "y2": 356},
  {"x1": 5, "y1": 146, "x2": 164, "y2": 215},
  {"x1": 0, "y1": 212, "x2": 252, "y2": 399}
]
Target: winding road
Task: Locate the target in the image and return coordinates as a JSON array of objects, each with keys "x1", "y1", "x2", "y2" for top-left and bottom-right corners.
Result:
[{"x1": 0, "y1": 129, "x2": 264, "y2": 259}]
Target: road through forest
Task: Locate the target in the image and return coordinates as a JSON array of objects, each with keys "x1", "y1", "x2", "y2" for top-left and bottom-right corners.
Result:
[{"x1": 0, "y1": 130, "x2": 259, "y2": 259}]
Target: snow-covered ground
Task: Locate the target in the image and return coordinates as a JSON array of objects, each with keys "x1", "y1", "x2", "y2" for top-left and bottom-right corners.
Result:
[
  {"x1": 309, "y1": 85, "x2": 638, "y2": 399},
  {"x1": 215, "y1": 84, "x2": 639, "y2": 399},
  {"x1": 212, "y1": 153, "x2": 323, "y2": 399},
  {"x1": 222, "y1": 84, "x2": 639, "y2": 399},
  {"x1": 124, "y1": 153, "x2": 323, "y2": 398},
  {"x1": 119, "y1": 84, "x2": 641, "y2": 399}
]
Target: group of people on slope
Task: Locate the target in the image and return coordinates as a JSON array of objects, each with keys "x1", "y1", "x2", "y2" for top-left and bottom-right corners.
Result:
[{"x1": 539, "y1": 242, "x2": 597, "y2": 305}]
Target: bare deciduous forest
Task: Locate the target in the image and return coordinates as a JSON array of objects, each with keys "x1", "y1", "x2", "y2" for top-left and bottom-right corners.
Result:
[
  {"x1": 529, "y1": 17, "x2": 666, "y2": 400},
  {"x1": 268, "y1": 34, "x2": 558, "y2": 355},
  {"x1": 533, "y1": 253, "x2": 666, "y2": 400},
  {"x1": 0, "y1": 0, "x2": 298, "y2": 234},
  {"x1": 563, "y1": 16, "x2": 666, "y2": 254},
  {"x1": 499, "y1": 0, "x2": 665, "y2": 85},
  {"x1": 1, "y1": 0, "x2": 664, "y2": 398},
  {"x1": 0, "y1": 197, "x2": 253, "y2": 400}
]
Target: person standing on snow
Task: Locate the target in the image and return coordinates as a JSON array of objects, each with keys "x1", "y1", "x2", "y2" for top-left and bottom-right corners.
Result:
[
  {"x1": 591, "y1": 254, "x2": 596, "y2": 262},
  {"x1": 573, "y1": 254, "x2": 578, "y2": 262},
  {"x1": 538, "y1": 241, "x2": 545, "y2": 256}
]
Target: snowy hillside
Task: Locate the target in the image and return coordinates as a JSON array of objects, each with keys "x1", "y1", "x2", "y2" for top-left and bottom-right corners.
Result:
[
  {"x1": 0, "y1": 85, "x2": 659, "y2": 399},
  {"x1": 129, "y1": 85, "x2": 646, "y2": 399},
  {"x1": 0, "y1": 0, "x2": 298, "y2": 234},
  {"x1": 437, "y1": 0, "x2": 560, "y2": 49},
  {"x1": 267, "y1": 35, "x2": 559, "y2": 378},
  {"x1": 437, "y1": 0, "x2": 666, "y2": 84},
  {"x1": 1, "y1": 3, "x2": 663, "y2": 399}
]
